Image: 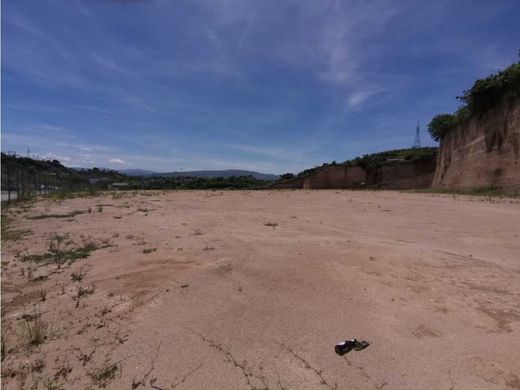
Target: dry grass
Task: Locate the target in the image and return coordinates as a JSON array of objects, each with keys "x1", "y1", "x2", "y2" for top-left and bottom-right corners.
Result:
[
  {"x1": 24, "y1": 313, "x2": 48, "y2": 346},
  {"x1": 88, "y1": 361, "x2": 120, "y2": 388}
]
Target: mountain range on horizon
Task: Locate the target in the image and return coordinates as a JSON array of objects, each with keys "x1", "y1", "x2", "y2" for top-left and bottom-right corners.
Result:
[{"x1": 118, "y1": 169, "x2": 279, "y2": 181}]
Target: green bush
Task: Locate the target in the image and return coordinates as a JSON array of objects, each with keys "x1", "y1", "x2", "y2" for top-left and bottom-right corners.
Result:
[
  {"x1": 458, "y1": 62, "x2": 520, "y2": 115},
  {"x1": 428, "y1": 60, "x2": 520, "y2": 141},
  {"x1": 427, "y1": 114, "x2": 458, "y2": 141}
]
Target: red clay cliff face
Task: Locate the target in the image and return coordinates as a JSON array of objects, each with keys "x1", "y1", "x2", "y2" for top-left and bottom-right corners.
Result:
[{"x1": 433, "y1": 98, "x2": 520, "y2": 193}]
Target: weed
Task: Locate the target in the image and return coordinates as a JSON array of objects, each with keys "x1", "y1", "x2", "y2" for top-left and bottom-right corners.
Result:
[
  {"x1": 1, "y1": 334, "x2": 6, "y2": 362},
  {"x1": 137, "y1": 207, "x2": 149, "y2": 212},
  {"x1": 75, "y1": 285, "x2": 96, "y2": 307},
  {"x1": 24, "y1": 313, "x2": 48, "y2": 346},
  {"x1": 77, "y1": 349, "x2": 95, "y2": 366},
  {"x1": 20, "y1": 234, "x2": 105, "y2": 269},
  {"x1": 71, "y1": 270, "x2": 87, "y2": 282},
  {"x1": 27, "y1": 210, "x2": 85, "y2": 220},
  {"x1": 142, "y1": 248, "x2": 157, "y2": 254},
  {"x1": 32, "y1": 359, "x2": 45, "y2": 373},
  {"x1": 88, "y1": 207, "x2": 92, "y2": 213},
  {"x1": 264, "y1": 222, "x2": 278, "y2": 230},
  {"x1": 97, "y1": 205, "x2": 103, "y2": 212},
  {"x1": 126, "y1": 234, "x2": 134, "y2": 240},
  {"x1": 44, "y1": 379, "x2": 64, "y2": 390},
  {"x1": 54, "y1": 362, "x2": 72, "y2": 380},
  {"x1": 113, "y1": 215, "x2": 122, "y2": 219},
  {"x1": 88, "y1": 361, "x2": 120, "y2": 388},
  {"x1": 38, "y1": 290, "x2": 47, "y2": 302}
]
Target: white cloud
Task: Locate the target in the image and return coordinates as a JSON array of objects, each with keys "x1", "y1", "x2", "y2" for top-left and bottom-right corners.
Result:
[
  {"x1": 109, "y1": 158, "x2": 125, "y2": 164},
  {"x1": 40, "y1": 152, "x2": 71, "y2": 162}
]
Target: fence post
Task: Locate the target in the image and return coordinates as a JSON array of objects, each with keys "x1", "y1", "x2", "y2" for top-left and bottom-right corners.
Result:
[{"x1": 6, "y1": 163, "x2": 11, "y2": 203}]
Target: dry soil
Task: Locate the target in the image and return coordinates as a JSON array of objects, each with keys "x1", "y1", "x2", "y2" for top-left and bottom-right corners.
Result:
[{"x1": 1, "y1": 190, "x2": 520, "y2": 389}]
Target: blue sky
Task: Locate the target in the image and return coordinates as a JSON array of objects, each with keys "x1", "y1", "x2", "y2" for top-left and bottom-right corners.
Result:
[{"x1": 2, "y1": 0, "x2": 519, "y2": 174}]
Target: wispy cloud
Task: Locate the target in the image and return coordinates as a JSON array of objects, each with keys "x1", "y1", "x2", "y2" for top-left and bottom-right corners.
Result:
[{"x1": 3, "y1": 0, "x2": 519, "y2": 173}]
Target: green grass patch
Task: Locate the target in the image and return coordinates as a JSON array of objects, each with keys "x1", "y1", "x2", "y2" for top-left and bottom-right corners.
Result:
[{"x1": 19, "y1": 234, "x2": 109, "y2": 269}]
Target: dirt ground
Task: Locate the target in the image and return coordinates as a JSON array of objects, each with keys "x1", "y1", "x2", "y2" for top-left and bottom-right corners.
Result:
[{"x1": 1, "y1": 190, "x2": 520, "y2": 390}]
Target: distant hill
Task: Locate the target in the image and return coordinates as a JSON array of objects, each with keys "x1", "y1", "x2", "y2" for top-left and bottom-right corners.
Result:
[
  {"x1": 2, "y1": 153, "x2": 128, "y2": 189},
  {"x1": 118, "y1": 169, "x2": 158, "y2": 176},
  {"x1": 120, "y1": 169, "x2": 279, "y2": 180}
]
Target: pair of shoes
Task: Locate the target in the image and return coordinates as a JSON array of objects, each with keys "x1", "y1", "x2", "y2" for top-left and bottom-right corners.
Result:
[{"x1": 334, "y1": 339, "x2": 370, "y2": 356}]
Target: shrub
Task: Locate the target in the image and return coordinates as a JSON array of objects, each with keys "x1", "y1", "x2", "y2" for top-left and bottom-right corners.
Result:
[{"x1": 427, "y1": 114, "x2": 458, "y2": 141}]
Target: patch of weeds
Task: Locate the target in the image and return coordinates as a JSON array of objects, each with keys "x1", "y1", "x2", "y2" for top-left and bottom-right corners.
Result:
[
  {"x1": 32, "y1": 358, "x2": 45, "y2": 373},
  {"x1": 71, "y1": 270, "x2": 87, "y2": 282},
  {"x1": 264, "y1": 222, "x2": 278, "y2": 230},
  {"x1": 75, "y1": 285, "x2": 96, "y2": 308},
  {"x1": 24, "y1": 313, "x2": 48, "y2": 346},
  {"x1": 19, "y1": 234, "x2": 107, "y2": 269},
  {"x1": 111, "y1": 192, "x2": 124, "y2": 200},
  {"x1": 27, "y1": 210, "x2": 85, "y2": 220},
  {"x1": 88, "y1": 361, "x2": 120, "y2": 388},
  {"x1": 44, "y1": 379, "x2": 64, "y2": 390},
  {"x1": 142, "y1": 248, "x2": 157, "y2": 254},
  {"x1": 54, "y1": 362, "x2": 72, "y2": 380},
  {"x1": 48, "y1": 191, "x2": 76, "y2": 201}
]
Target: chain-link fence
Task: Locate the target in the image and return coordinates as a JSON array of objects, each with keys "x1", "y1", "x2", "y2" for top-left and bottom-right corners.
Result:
[{"x1": 1, "y1": 163, "x2": 61, "y2": 202}]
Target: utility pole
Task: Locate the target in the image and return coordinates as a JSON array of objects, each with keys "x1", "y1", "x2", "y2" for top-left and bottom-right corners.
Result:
[{"x1": 414, "y1": 121, "x2": 421, "y2": 149}]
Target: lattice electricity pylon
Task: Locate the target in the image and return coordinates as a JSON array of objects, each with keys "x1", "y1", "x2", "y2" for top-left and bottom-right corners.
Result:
[{"x1": 413, "y1": 121, "x2": 421, "y2": 148}]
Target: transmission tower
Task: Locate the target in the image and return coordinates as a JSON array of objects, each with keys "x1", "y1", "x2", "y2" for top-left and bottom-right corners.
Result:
[{"x1": 413, "y1": 121, "x2": 421, "y2": 148}]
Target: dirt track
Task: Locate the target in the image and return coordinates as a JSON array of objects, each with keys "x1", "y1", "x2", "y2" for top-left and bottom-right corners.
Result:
[{"x1": 2, "y1": 190, "x2": 520, "y2": 389}]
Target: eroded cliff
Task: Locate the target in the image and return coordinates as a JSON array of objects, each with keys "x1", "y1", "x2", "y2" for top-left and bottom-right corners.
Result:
[{"x1": 433, "y1": 98, "x2": 520, "y2": 193}]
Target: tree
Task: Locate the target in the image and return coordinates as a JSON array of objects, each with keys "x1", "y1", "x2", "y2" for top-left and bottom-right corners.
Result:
[
  {"x1": 279, "y1": 173, "x2": 295, "y2": 181},
  {"x1": 427, "y1": 114, "x2": 457, "y2": 141}
]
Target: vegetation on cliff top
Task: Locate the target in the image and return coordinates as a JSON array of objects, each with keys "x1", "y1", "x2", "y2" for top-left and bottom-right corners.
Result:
[
  {"x1": 428, "y1": 60, "x2": 520, "y2": 141},
  {"x1": 276, "y1": 147, "x2": 437, "y2": 181}
]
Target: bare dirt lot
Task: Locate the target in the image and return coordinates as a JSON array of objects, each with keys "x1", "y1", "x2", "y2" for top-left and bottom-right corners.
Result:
[{"x1": 2, "y1": 190, "x2": 520, "y2": 389}]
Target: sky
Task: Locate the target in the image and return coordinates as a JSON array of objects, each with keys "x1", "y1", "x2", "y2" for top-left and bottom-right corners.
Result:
[{"x1": 2, "y1": 0, "x2": 520, "y2": 174}]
